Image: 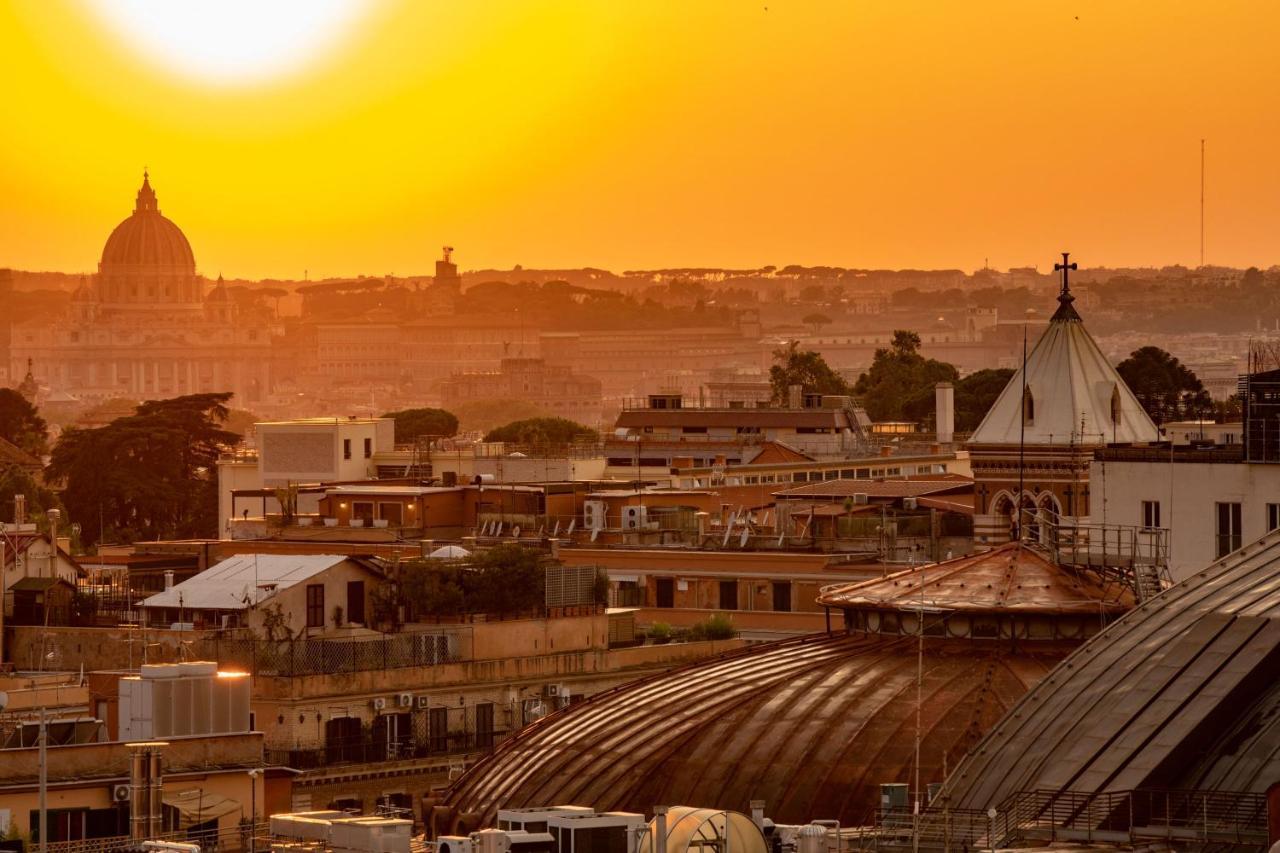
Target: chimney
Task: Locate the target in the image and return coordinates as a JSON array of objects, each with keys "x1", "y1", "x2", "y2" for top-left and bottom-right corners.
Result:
[
  {"x1": 13, "y1": 493, "x2": 24, "y2": 526},
  {"x1": 750, "y1": 801, "x2": 766, "y2": 831},
  {"x1": 163, "y1": 570, "x2": 175, "y2": 590},
  {"x1": 788, "y1": 384, "x2": 802, "y2": 409},
  {"x1": 935, "y1": 381, "x2": 955, "y2": 444}
]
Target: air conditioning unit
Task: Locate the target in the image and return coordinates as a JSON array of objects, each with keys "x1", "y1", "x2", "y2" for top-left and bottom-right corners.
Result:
[
  {"x1": 852, "y1": 493, "x2": 869, "y2": 505},
  {"x1": 438, "y1": 837, "x2": 473, "y2": 853},
  {"x1": 397, "y1": 693, "x2": 413, "y2": 708},
  {"x1": 416, "y1": 696, "x2": 430, "y2": 710},
  {"x1": 903, "y1": 497, "x2": 918, "y2": 510},
  {"x1": 371, "y1": 697, "x2": 387, "y2": 711},
  {"x1": 583, "y1": 500, "x2": 606, "y2": 531},
  {"x1": 621, "y1": 505, "x2": 647, "y2": 531},
  {"x1": 544, "y1": 684, "x2": 563, "y2": 697},
  {"x1": 112, "y1": 784, "x2": 131, "y2": 803}
]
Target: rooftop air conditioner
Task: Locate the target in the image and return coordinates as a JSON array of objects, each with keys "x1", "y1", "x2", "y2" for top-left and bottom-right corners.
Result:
[
  {"x1": 903, "y1": 497, "x2": 918, "y2": 510},
  {"x1": 438, "y1": 837, "x2": 474, "y2": 853},
  {"x1": 112, "y1": 784, "x2": 131, "y2": 803},
  {"x1": 397, "y1": 693, "x2": 413, "y2": 708},
  {"x1": 371, "y1": 697, "x2": 387, "y2": 711},
  {"x1": 621, "y1": 505, "x2": 647, "y2": 531},
  {"x1": 416, "y1": 696, "x2": 430, "y2": 710},
  {"x1": 583, "y1": 500, "x2": 606, "y2": 531}
]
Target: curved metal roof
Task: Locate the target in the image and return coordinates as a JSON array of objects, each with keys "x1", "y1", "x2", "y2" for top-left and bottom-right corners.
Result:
[
  {"x1": 818, "y1": 543, "x2": 1134, "y2": 616},
  {"x1": 942, "y1": 530, "x2": 1280, "y2": 810},
  {"x1": 445, "y1": 633, "x2": 1069, "y2": 826}
]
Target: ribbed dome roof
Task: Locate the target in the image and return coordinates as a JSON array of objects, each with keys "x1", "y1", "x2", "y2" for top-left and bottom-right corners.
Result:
[
  {"x1": 444, "y1": 633, "x2": 1069, "y2": 827},
  {"x1": 99, "y1": 173, "x2": 195, "y2": 273}
]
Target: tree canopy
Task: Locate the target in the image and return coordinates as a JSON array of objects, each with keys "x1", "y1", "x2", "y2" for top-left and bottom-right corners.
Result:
[
  {"x1": 0, "y1": 388, "x2": 49, "y2": 456},
  {"x1": 484, "y1": 417, "x2": 597, "y2": 446},
  {"x1": 901, "y1": 367, "x2": 1015, "y2": 432},
  {"x1": 48, "y1": 393, "x2": 239, "y2": 545},
  {"x1": 769, "y1": 341, "x2": 853, "y2": 403},
  {"x1": 854, "y1": 331, "x2": 959, "y2": 422},
  {"x1": 1116, "y1": 346, "x2": 1211, "y2": 425},
  {"x1": 400, "y1": 543, "x2": 548, "y2": 620},
  {"x1": 382, "y1": 407, "x2": 460, "y2": 444}
]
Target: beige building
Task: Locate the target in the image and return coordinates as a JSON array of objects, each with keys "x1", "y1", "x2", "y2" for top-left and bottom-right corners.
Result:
[
  {"x1": 6, "y1": 173, "x2": 275, "y2": 404},
  {"x1": 439, "y1": 358, "x2": 604, "y2": 428}
]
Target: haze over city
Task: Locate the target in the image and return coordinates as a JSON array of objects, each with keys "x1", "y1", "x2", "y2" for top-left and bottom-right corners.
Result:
[{"x1": 6, "y1": 1, "x2": 1280, "y2": 276}]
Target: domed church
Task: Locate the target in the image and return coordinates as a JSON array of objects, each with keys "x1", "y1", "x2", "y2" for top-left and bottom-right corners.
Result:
[{"x1": 8, "y1": 173, "x2": 275, "y2": 403}]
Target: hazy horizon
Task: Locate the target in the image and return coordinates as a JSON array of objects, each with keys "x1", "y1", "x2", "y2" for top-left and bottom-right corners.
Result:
[{"x1": 6, "y1": 2, "x2": 1280, "y2": 278}]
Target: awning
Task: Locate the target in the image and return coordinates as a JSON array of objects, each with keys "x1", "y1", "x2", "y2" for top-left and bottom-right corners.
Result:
[{"x1": 162, "y1": 789, "x2": 242, "y2": 828}]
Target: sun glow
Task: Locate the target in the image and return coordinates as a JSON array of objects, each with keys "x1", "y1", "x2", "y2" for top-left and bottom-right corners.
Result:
[{"x1": 84, "y1": 0, "x2": 375, "y2": 85}]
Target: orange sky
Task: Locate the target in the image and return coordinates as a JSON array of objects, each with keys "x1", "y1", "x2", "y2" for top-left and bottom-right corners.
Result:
[{"x1": 4, "y1": 0, "x2": 1280, "y2": 279}]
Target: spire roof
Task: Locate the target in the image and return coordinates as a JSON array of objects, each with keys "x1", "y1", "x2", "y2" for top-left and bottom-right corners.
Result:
[
  {"x1": 968, "y1": 253, "x2": 1159, "y2": 447},
  {"x1": 134, "y1": 170, "x2": 158, "y2": 214}
]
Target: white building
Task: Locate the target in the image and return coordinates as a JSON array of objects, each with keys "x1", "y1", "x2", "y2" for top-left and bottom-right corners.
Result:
[
  {"x1": 216, "y1": 416, "x2": 395, "y2": 536},
  {"x1": 1090, "y1": 444, "x2": 1280, "y2": 582}
]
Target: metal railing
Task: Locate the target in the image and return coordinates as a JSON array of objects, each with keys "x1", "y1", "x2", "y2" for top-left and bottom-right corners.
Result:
[
  {"x1": 1000, "y1": 788, "x2": 1270, "y2": 847},
  {"x1": 884, "y1": 789, "x2": 1272, "y2": 851},
  {"x1": 45, "y1": 820, "x2": 268, "y2": 853},
  {"x1": 267, "y1": 730, "x2": 507, "y2": 771},
  {"x1": 196, "y1": 631, "x2": 465, "y2": 677}
]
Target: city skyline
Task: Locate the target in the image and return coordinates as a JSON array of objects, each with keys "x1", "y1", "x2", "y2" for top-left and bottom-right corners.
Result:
[{"x1": 5, "y1": 1, "x2": 1280, "y2": 278}]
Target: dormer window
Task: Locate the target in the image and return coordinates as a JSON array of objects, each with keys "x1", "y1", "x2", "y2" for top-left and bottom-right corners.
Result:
[{"x1": 1022, "y1": 387, "x2": 1035, "y2": 425}]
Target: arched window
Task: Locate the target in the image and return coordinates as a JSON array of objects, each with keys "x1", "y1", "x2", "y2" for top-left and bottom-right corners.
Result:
[
  {"x1": 1110, "y1": 384, "x2": 1122, "y2": 426},
  {"x1": 1022, "y1": 386, "x2": 1035, "y2": 425}
]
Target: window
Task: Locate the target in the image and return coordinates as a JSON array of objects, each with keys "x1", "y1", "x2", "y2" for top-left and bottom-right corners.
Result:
[
  {"x1": 719, "y1": 580, "x2": 738, "y2": 610},
  {"x1": 1142, "y1": 500, "x2": 1161, "y2": 530},
  {"x1": 1216, "y1": 502, "x2": 1242, "y2": 558},
  {"x1": 476, "y1": 701, "x2": 496, "y2": 749},
  {"x1": 347, "y1": 580, "x2": 365, "y2": 624},
  {"x1": 306, "y1": 584, "x2": 325, "y2": 628},
  {"x1": 343, "y1": 438, "x2": 352, "y2": 460},
  {"x1": 654, "y1": 578, "x2": 674, "y2": 608},
  {"x1": 772, "y1": 581, "x2": 792, "y2": 613},
  {"x1": 1022, "y1": 386, "x2": 1035, "y2": 424},
  {"x1": 363, "y1": 437, "x2": 372, "y2": 458},
  {"x1": 1268, "y1": 503, "x2": 1280, "y2": 533},
  {"x1": 682, "y1": 426, "x2": 708, "y2": 434}
]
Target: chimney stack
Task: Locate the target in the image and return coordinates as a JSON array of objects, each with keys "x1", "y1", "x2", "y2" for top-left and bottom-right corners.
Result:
[
  {"x1": 163, "y1": 571, "x2": 175, "y2": 591},
  {"x1": 935, "y1": 381, "x2": 955, "y2": 444},
  {"x1": 13, "y1": 494, "x2": 25, "y2": 526}
]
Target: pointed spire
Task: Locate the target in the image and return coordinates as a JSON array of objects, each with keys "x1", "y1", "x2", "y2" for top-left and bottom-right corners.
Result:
[
  {"x1": 1051, "y1": 251, "x2": 1081, "y2": 321},
  {"x1": 134, "y1": 169, "x2": 158, "y2": 214}
]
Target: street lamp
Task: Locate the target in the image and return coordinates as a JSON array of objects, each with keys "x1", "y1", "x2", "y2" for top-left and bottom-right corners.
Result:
[{"x1": 247, "y1": 767, "x2": 262, "y2": 852}]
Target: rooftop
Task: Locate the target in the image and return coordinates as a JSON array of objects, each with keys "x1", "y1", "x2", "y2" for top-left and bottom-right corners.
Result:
[
  {"x1": 140, "y1": 553, "x2": 376, "y2": 611},
  {"x1": 818, "y1": 542, "x2": 1134, "y2": 615}
]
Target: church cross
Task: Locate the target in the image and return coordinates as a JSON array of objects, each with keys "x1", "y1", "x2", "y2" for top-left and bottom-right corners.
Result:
[{"x1": 1054, "y1": 251, "x2": 1077, "y2": 296}]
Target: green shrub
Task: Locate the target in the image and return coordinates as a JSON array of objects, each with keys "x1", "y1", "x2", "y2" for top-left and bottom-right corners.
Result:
[{"x1": 689, "y1": 613, "x2": 737, "y2": 641}]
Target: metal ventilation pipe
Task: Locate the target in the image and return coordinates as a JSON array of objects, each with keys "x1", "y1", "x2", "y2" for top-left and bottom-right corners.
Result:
[
  {"x1": 148, "y1": 746, "x2": 164, "y2": 838},
  {"x1": 653, "y1": 806, "x2": 669, "y2": 853},
  {"x1": 128, "y1": 744, "x2": 149, "y2": 839},
  {"x1": 163, "y1": 571, "x2": 175, "y2": 591}
]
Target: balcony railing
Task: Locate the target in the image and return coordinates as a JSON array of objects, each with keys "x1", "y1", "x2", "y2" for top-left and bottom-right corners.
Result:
[{"x1": 268, "y1": 730, "x2": 508, "y2": 771}]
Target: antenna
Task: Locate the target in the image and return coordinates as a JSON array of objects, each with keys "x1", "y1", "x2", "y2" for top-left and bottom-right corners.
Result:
[{"x1": 1200, "y1": 139, "x2": 1206, "y2": 268}]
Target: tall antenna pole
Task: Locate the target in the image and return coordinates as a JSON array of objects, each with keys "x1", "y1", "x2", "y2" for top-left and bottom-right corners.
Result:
[
  {"x1": 1200, "y1": 139, "x2": 1205, "y2": 268},
  {"x1": 1017, "y1": 321, "x2": 1028, "y2": 543}
]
